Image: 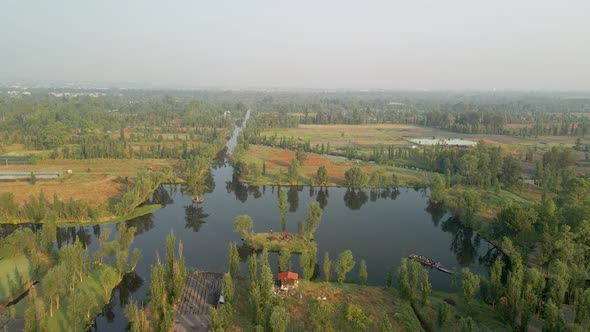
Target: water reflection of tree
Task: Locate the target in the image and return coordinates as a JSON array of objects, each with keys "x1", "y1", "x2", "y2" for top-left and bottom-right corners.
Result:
[
  {"x1": 316, "y1": 188, "x2": 329, "y2": 210},
  {"x1": 287, "y1": 187, "x2": 301, "y2": 212},
  {"x1": 369, "y1": 189, "x2": 396, "y2": 202},
  {"x1": 425, "y1": 202, "x2": 446, "y2": 227},
  {"x1": 211, "y1": 146, "x2": 229, "y2": 169},
  {"x1": 56, "y1": 226, "x2": 92, "y2": 248},
  {"x1": 145, "y1": 185, "x2": 174, "y2": 207},
  {"x1": 478, "y1": 243, "x2": 507, "y2": 271},
  {"x1": 125, "y1": 214, "x2": 155, "y2": 236},
  {"x1": 115, "y1": 271, "x2": 144, "y2": 306},
  {"x1": 441, "y1": 217, "x2": 480, "y2": 266},
  {"x1": 344, "y1": 189, "x2": 368, "y2": 210},
  {"x1": 225, "y1": 180, "x2": 263, "y2": 202},
  {"x1": 237, "y1": 243, "x2": 255, "y2": 261},
  {"x1": 184, "y1": 204, "x2": 209, "y2": 232}
]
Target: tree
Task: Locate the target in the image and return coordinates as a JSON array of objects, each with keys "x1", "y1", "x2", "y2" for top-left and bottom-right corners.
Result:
[
  {"x1": 323, "y1": 252, "x2": 332, "y2": 282},
  {"x1": 40, "y1": 215, "x2": 57, "y2": 254},
  {"x1": 99, "y1": 267, "x2": 119, "y2": 299},
  {"x1": 287, "y1": 158, "x2": 300, "y2": 184},
  {"x1": 345, "y1": 303, "x2": 373, "y2": 330},
  {"x1": 359, "y1": 259, "x2": 368, "y2": 285},
  {"x1": 304, "y1": 202, "x2": 322, "y2": 239},
  {"x1": 258, "y1": 249, "x2": 274, "y2": 310},
  {"x1": 344, "y1": 166, "x2": 368, "y2": 188},
  {"x1": 437, "y1": 302, "x2": 450, "y2": 327},
  {"x1": 165, "y1": 230, "x2": 176, "y2": 283},
  {"x1": 316, "y1": 166, "x2": 328, "y2": 186},
  {"x1": 278, "y1": 248, "x2": 290, "y2": 272},
  {"x1": 489, "y1": 257, "x2": 505, "y2": 307},
  {"x1": 209, "y1": 303, "x2": 233, "y2": 332},
  {"x1": 248, "y1": 254, "x2": 257, "y2": 286},
  {"x1": 278, "y1": 188, "x2": 287, "y2": 231},
  {"x1": 311, "y1": 300, "x2": 334, "y2": 330},
  {"x1": 335, "y1": 250, "x2": 355, "y2": 283},
  {"x1": 233, "y1": 214, "x2": 253, "y2": 240},
  {"x1": 408, "y1": 260, "x2": 421, "y2": 297},
  {"x1": 398, "y1": 259, "x2": 412, "y2": 299},
  {"x1": 574, "y1": 288, "x2": 590, "y2": 327},
  {"x1": 229, "y1": 242, "x2": 240, "y2": 278},
  {"x1": 131, "y1": 248, "x2": 142, "y2": 270},
  {"x1": 543, "y1": 299, "x2": 565, "y2": 332},
  {"x1": 429, "y1": 174, "x2": 447, "y2": 204},
  {"x1": 419, "y1": 268, "x2": 432, "y2": 306},
  {"x1": 223, "y1": 273, "x2": 234, "y2": 303},
  {"x1": 386, "y1": 267, "x2": 393, "y2": 288},
  {"x1": 269, "y1": 306, "x2": 289, "y2": 332},
  {"x1": 494, "y1": 203, "x2": 537, "y2": 240},
  {"x1": 462, "y1": 268, "x2": 480, "y2": 304},
  {"x1": 300, "y1": 246, "x2": 317, "y2": 280},
  {"x1": 460, "y1": 316, "x2": 477, "y2": 332},
  {"x1": 295, "y1": 149, "x2": 307, "y2": 165}
]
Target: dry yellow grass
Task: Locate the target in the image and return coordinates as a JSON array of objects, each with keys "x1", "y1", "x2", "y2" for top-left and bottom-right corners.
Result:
[{"x1": 0, "y1": 158, "x2": 178, "y2": 207}]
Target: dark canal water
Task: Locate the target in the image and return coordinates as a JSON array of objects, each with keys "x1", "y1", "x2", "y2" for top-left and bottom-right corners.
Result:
[{"x1": 0, "y1": 111, "x2": 503, "y2": 331}]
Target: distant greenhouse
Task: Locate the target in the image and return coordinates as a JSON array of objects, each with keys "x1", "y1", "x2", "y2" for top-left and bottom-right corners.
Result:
[{"x1": 407, "y1": 138, "x2": 477, "y2": 147}]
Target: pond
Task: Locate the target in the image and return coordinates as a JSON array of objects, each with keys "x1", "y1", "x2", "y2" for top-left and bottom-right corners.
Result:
[{"x1": 1, "y1": 111, "x2": 503, "y2": 331}]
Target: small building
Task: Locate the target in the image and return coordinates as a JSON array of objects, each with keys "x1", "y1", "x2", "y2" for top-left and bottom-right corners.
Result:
[{"x1": 277, "y1": 271, "x2": 299, "y2": 288}]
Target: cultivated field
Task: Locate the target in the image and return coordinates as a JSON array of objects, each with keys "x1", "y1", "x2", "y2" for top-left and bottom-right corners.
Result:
[
  {"x1": 262, "y1": 123, "x2": 589, "y2": 149},
  {"x1": 0, "y1": 158, "x2": 179, "y2": 208},
  {"x1": 240, "y1": 145, "x2": 432, "y2": 187}
]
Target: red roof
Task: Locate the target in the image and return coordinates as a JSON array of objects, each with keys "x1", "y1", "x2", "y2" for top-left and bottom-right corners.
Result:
[{"x1": 277, "y1": 271, "x2": 298, "y2": 280}]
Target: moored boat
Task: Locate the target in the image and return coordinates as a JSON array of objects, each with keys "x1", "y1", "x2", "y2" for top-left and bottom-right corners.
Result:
[
  {"x1": 192, "y1": 196, "x2": 204, "y2": 204},
  {"x1": 408, "y1": 254, "x2": 453, "y2": 274}
]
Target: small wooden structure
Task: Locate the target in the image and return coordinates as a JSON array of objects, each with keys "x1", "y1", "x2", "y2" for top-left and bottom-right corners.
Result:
[
  {"x1": 175, "y1": 271, "x2": 223, "y2": 332},
  {"x1": 277, "y1": 271, "x2": 299, "y2": 288},
  {"x1": 192, "y1": 196, "x2": 204, "y2": 204}
]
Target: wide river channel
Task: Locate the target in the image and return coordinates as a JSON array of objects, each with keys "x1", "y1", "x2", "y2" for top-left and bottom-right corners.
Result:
[{"x1": 2, "y1": 111, "x2": 502, "y2": 331}]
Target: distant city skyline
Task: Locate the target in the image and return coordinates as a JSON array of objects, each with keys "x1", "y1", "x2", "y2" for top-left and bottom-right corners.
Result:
[{"x1": 1, "y1": 1, "x2": 589, "y2": 90}]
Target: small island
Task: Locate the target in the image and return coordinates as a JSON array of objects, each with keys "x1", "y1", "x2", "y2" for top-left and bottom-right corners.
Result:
[{"x1": 233, "y1": 201, "x2": 323, "y2": 254}]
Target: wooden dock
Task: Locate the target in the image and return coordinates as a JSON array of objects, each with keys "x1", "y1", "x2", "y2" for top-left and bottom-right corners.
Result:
[
  {"x1": 0, "y1": 319, "x2": 25, "y2": 331},
  {"x1": 174, "y1": 271, "x2": 223, "y2": 332}
]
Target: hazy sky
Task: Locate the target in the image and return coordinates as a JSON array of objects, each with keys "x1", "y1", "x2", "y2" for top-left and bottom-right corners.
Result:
[{"x1": 1, "y1": 1, "x2": 589, "y2": 90}]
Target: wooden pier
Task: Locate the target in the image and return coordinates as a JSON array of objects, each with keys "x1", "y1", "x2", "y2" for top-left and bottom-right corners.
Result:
[{"x1": 174, "y1": 271, "x2": 223, "y2": 332}]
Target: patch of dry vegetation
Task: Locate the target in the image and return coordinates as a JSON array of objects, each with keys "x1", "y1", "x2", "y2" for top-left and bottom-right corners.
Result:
[{"x1": 0, "y1": 158, "x2": 179, "y2": 208}]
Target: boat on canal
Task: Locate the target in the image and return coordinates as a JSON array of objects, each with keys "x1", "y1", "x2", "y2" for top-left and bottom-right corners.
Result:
[{"x1": 408, "y1": 254, "x2": 454, "y2": 274}]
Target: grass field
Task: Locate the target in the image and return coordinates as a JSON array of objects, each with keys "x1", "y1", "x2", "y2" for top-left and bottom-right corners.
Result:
[
  {"x1": 0, "y1": 255, "x2": 32, "y2": 303},
  {"x1": 231, "y1": 278, "x2": 509, "y2": 331},
  {"x1": 240, "y1": 145, "x2": 432, "y2": 187},
  {"x1": 46, "y1": 265, "x2": 120, "y2": 332},
  {"x1": 245, "y1": 232, "x2": 315, "y2": 253},
  {"x1": 262, "y1": 123, "x2": 590, "y2": 148},
  {"x1": 0, "y1": 158, "x2": 178, "y2": 208}
]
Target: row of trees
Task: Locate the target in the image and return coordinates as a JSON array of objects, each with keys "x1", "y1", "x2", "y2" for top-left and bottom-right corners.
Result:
[
  {"x1": 125, "y1": 231, "x2": 187, "y2": 332},
  {"x1": 24, "y1": 223, "x2": 140, "y2": 331}
]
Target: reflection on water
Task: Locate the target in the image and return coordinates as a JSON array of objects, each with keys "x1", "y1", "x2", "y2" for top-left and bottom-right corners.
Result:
[
  {"x1": 343, "y1": 189, "x2": 368, "y2": 210},
  {"x1": 442, "y1": 216, "x2": 481, "y2": 266},
  {"x1": 287, "y1": 187, "x2": 300, "y2": 212},
  {"x1": 184, "y1": 204, "x2": 209, "y2": 232}
]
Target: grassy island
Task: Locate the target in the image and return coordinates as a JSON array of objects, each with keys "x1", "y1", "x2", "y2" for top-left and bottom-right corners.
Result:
[{"x1": 244, "y1": 232, "x2": 315, "y2": 254}]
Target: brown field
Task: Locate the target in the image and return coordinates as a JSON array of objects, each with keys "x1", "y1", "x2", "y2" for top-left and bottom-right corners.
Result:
[
  {"x1": 241, "y1": 145, "x2": 431, "y2": 186},
  {"x1": 232, "y1": 279, "x2": 423, "y2": 331},
  {"x1": 0, "y1": 158, "x2": 178, "y2": 207},
  {"x1": 263, "y1": 123, "x2": 590, "y2": 148}
]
